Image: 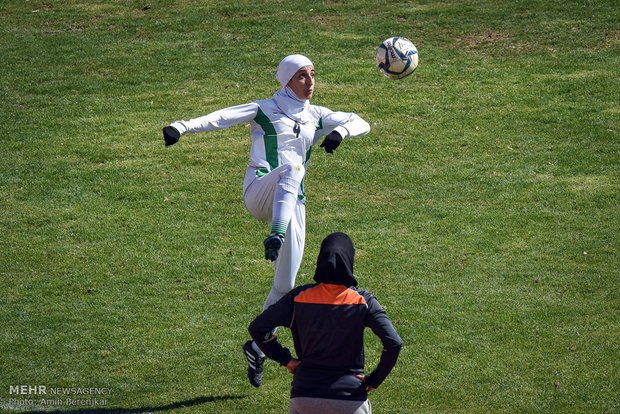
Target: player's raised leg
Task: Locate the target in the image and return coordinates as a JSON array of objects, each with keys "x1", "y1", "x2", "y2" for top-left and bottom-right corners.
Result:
[{"x1": 264, "y1": 163, "x2": 304, "y2": 261}]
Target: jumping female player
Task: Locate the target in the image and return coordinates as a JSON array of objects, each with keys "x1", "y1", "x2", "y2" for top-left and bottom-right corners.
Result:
[{"x1": 162, "y1": 54, "x2": 370, "y2": 387}]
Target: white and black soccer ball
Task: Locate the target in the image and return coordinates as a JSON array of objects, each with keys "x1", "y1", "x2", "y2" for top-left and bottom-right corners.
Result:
[{"x1": 376, "y1": 37, "x2": 418, "y2": 79}]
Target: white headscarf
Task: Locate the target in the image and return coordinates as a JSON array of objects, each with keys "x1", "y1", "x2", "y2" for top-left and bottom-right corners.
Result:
[
  {"x1": 276, "y1": 54, "x2": 314, "y2": 88},
  {"x1": 273, "y1": 54, "x2": 314, "y2": 124}
]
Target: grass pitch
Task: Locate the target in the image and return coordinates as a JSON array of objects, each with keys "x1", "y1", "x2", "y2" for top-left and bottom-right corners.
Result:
[{"x1": 1, "y1": 0, "x2": 618, "y2": 413}]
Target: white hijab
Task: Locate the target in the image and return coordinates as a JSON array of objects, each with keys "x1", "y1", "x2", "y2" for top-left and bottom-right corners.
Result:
[{"x1": 273, "y1": 54, "x2": 314, "y2": 124}]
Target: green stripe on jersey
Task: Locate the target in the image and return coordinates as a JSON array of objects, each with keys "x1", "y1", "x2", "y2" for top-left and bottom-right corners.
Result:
[
  {"x1": 298, "y1": 118, "x2": 321, "y2": 201},
  {"x1": 254, "y1": 107, "x2": 278, "y2": 171}
]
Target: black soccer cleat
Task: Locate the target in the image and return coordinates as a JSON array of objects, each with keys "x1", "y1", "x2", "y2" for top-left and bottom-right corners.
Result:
[
  {"x1": 263, "y1": 233, "x2": 284, "y2": 262},
  {"x1": 243, "y1": 340, "x2": 266, "y2": 388}
]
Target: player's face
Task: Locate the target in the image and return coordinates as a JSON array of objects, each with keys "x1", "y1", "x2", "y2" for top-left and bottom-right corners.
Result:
[{"x1": 288, "y1": 66, "x2": 315, "y2": 100}]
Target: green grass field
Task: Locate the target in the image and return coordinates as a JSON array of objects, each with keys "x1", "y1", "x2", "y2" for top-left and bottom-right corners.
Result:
[{"x1": 1, "y1": 0, "x2": 618, "y2": 412}]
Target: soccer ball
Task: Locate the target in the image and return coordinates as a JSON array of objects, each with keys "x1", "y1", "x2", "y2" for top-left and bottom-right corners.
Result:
[{"x1": 376, "y1": 37, "x2": 418, "y2": 79}]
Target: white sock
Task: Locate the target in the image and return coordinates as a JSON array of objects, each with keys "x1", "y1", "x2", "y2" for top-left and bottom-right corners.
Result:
[
  {"x1": 270, "y1": 163, "x2": 304, "y2": 235},
  {"x1": 271, "y1": 189, "x2": 296, "y2": 235}
]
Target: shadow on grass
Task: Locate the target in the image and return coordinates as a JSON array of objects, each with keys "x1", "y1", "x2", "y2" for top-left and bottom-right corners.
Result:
[{"x1": 21, "y1": 395, "x2": 246, "y2": 414}]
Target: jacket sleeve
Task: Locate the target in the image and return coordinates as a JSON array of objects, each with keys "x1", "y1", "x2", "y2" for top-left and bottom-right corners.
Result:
[
  {"x1": 363, "y1": 295, "x2": 403, "y2": 389},
  {"x1": 314, "y1": 106, "x2": 371, "y2": 142},
  {"x1": 169, "y1": 102, "x2": 259, "y2": 135},
  {"x1": 247, "y1": 290, "x2": 296, "y2": 366}
]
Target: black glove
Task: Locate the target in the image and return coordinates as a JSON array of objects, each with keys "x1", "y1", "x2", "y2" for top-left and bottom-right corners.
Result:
[
  {"x1": 163, "y1": 126, "x2": 180, "y2": 146},
  {"x1": 320, "y1": 131, "x2": 343, "y2": 153}
]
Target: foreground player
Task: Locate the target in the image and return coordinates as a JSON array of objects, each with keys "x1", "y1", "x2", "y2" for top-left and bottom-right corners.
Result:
[
  {"x1": 162, "y1": 55, "x2": 370, "y2": 386},
  {"x1": 248, "y1": 232, "x2": 402, "y2": 413}
]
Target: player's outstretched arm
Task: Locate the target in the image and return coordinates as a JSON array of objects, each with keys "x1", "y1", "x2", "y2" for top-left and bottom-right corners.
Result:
[{"x1": 163, "y1": 103, "x2": 260, "y2": 147}]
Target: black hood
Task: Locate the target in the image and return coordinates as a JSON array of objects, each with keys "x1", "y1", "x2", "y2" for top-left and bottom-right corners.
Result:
[{"x1": 313, "y1": 232, "x2": 358, "y2": 287}]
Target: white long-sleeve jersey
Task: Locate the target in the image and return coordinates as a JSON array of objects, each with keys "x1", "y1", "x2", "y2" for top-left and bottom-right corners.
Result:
[{"x1": 170, "y1": 98, "x2": 370, "y2": 197}]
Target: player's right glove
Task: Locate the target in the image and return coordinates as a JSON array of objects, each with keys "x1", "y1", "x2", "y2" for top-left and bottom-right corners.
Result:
[{"x1": 163, "y1": 126, "x2": 180, "y2": 146}]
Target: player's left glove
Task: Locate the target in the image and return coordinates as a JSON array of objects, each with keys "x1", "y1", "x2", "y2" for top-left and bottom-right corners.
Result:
[
  {"x1": 320, "y1": 131, "x2": 343, "y2": 153},
  {"x1": 163, "y1": 126, "x2": 180, "y2": 146}
]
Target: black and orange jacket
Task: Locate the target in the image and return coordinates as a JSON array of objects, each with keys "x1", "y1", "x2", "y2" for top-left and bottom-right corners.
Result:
[{"x1": 248, "y1": 281, "x2": 402, "y2": 400}]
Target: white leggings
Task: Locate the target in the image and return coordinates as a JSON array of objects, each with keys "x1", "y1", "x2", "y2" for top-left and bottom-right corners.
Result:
[{"x1": 243, "y1": 164, "x2": 306, "y2": 310}]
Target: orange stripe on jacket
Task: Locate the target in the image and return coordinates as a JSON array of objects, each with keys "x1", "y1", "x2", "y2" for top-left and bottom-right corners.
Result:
[{"x1": 294, "y1": 283, "x2": 367, "y2": 305}]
